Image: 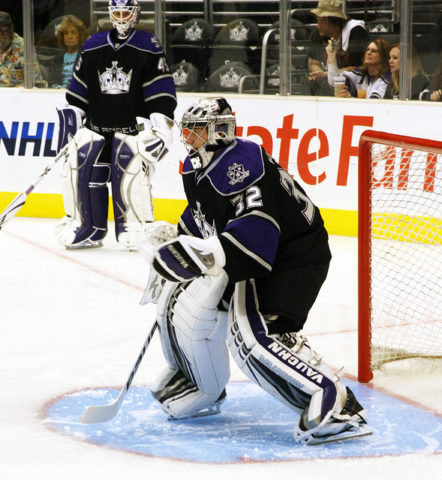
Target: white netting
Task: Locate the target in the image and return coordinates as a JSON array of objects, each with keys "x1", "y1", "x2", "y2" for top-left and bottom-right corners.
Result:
[{"x1": 368, "y1": 143, "x2": 442, "y2": 371}]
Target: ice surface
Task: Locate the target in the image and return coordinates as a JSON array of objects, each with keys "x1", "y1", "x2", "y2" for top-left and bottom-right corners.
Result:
[{"x1": 0, "y1": 218, "x2": 440, "y2": 479}]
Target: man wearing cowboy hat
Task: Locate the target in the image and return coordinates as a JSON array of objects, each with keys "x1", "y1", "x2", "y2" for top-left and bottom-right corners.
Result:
[{"x1": 307, "y1": 0, "x2": 369, "y2": 95}]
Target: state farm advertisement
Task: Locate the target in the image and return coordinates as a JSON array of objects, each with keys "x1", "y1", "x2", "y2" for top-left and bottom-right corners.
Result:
[{"x1": 0, "y1": 89, "x2": 440, "y2": 213}]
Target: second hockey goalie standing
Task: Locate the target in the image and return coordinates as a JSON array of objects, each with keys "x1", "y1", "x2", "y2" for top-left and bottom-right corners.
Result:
[
  {"x1": 139, "y1": 96, "x2": 372, "y2": 445},
  {"x1": 55, "y1": 0, "x2": 177, "y2": 250}
]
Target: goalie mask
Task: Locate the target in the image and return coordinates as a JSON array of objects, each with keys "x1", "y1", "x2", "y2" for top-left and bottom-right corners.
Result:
[
  {"x1": 180, "y1": 97, "x2": 236, "y2": 170},
  {"x1": 109, "y1": 0, "x2": 140, "y2": 39}
]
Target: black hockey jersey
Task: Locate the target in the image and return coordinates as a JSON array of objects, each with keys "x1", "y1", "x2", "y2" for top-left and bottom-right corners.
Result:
[
  {"x1": 66, "y1": 29, "x2": 177, "y2": 133},
  {"x1": 178, "y1": 139, "x2": 331, "y2": 284}
]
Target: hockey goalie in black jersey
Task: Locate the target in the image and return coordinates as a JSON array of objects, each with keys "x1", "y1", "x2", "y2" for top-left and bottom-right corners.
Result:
[
  {"x1": 139, "y1": 97, "x2": 371, "y2": 445},
  {"x1": 55, "y1": 0, "x2": 177, "y2": 250}
]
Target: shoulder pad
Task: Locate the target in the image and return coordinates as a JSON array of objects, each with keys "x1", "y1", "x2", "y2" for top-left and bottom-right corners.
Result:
[
  {"x1": 129, "y1": 30, "x2": 164, "y2": 53},
  {"x1": 204, "y1": 139, "x2": 265, "y2": 196},
  {"x1": 82, "y1": 31, "x2": 108, "y2": 51}
]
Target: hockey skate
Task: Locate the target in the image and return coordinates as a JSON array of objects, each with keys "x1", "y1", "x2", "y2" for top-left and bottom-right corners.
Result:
[
  {"x1": 294, "y1": 387, "x2": 372, "y2": 445},
  {"x1": 63, "y1": 224, "x2": 105, "y2": 249},
  {"x1": 66, "y1": 238, "x2": 103, "y2": 249}
]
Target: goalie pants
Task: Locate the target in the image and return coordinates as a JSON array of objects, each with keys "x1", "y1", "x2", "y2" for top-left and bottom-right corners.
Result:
[{"x1": 222, "y1": 261, "x2": 330, "y2": 334}]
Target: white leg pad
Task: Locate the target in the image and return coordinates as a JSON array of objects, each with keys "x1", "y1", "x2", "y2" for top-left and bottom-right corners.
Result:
[
  {"x1": 152, "y1": 272, "x2": 230, "y2": 418},
  {"x1": 112, "y1": 133, "x2": 155, "y2": 249}
]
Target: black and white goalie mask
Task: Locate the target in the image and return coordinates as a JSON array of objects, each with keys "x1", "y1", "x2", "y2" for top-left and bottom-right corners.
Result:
[
  {"x1": 108, "y1": 0, "x2": 140, "y2": 39},
  {"x1": 180, "y1": 97, "x2": 236, "y2": 170}
]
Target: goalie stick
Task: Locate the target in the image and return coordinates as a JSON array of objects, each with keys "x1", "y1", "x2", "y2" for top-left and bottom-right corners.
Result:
[
  {"x1": 0, "y1": 143, "x2": 70, "y2": 229},
  {"x1": 80, "y1": 321, "x2": 158, "y2": 424}
]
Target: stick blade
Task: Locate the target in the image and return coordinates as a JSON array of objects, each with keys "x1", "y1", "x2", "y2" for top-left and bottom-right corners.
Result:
[{"x1": 80, "y1": 401, "x2": 121, "y2": 424}]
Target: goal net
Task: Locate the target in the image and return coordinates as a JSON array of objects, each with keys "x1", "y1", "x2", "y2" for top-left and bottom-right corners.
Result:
[{"x1": 358, "y1": 130, "x2": 442, "y2": 382}]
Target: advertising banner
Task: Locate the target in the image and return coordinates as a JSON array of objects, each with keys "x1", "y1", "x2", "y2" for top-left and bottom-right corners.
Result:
[{"x1": 0, "y1": 89, "x2": 440, "y2": 232}]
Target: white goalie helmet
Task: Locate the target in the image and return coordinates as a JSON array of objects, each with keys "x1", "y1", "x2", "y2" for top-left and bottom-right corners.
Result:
[
  {"x1": 108, "y1": 0, "x2": 140, "y2": 39},
  {"x1": 180, "y1": 97, "x2": 236, "y2": 170}
]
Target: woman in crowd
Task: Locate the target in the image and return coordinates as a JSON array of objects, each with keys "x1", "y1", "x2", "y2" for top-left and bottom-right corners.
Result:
[
  {"x1": 385, "y1": 43, "x2": 429, "y2": 100},
  {"x1": 327, "y1": 38, "x2": 391, "y2": 98},
  {"x1": 52, "y1": 15, "x2": 87, "y2": 88}
]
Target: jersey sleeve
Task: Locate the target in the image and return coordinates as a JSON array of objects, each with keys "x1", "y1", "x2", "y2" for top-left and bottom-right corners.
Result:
[
  {"x1": 178, "y1": 205, "x2": 203, "y2": 238},
  {"x1": 219, "y1": 210, "x2": 281, "y2": 282},
  {"x1": 140, "y1": 36, "x2": 177, "y2": 120},
  {"x1": 66, "y1": 49, "x2": 89, "y2": 113},
  {"x1": 217, "y1": 148, "x2": 282, "y2": 282}
]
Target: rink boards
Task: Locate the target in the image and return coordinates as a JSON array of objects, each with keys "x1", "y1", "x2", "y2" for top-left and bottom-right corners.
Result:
[{"x1": 0, "y1": 89, "x2": 440, "y2": 236}]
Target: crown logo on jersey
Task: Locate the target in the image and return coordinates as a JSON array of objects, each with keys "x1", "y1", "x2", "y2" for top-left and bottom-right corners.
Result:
[
  {"x1": 219, "y1": 67, "x2": 241, "y2": 88},
  {"x1": 227, "y1": 162, "x2": 250, "y2": 185},
  {"x1": 172, "y1": 65, "x2": 188, "y2": 86},
  {"x1": 98, "y1": 61, "x2": 132, "y2": 94},
  {"x1": 193, "y1": 202, "x2": 216, "y2": 238},
  {"x1": 185, "y1": 21, "x2": 203, "y2": 42},
  {"x1": 230, "y1": 21, "x2": 249, "y2": 42}
]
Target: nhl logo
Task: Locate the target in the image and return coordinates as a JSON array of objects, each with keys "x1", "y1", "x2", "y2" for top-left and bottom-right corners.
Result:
[
  {"x1": 185, "y1": 21, "x2": 203, "y2": 42},
  {"x1": 230, "y1": 21, "x2": 249, "y2": 42},
  {"x1": 98, "y1": 61, "x2": 132, "y2": 94},
  {"x1": 227, "y1": 162, "x2": 250, "y2": 185}
]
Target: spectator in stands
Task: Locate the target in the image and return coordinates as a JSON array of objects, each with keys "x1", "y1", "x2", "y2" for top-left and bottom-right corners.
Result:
[
  {"x1": 384, "y1": 44, "x2": 429, "y2": 100},
  {"x1": 52, "y1": 15, "x2": 87, "y2": 88},
  {"x1": 420, "y1": 51, "x2": 442, "y2": 102},
  {"x1": 327, "y1": 38, "x2": 391, "y2": 98},
  {"x1": 0, "y1": 11, "x2": 43, "y2": 87},
  {"x1": 308, "y1": 0, "x2": 370, "y2": 96}
]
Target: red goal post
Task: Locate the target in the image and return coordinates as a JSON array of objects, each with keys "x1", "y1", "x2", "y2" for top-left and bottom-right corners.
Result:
[{"x1": 358, "y1": 130, "x2": 442, "y2": 382}]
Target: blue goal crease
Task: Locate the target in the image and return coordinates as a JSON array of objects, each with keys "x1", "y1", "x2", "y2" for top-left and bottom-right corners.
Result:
[{"x1": 45, "y1": 379, "x2": 442, "y2": 463}]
